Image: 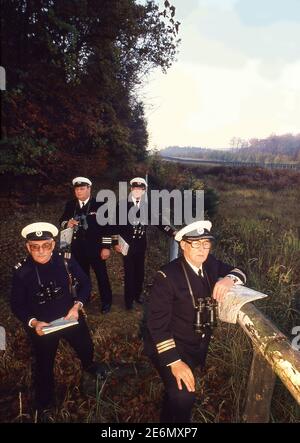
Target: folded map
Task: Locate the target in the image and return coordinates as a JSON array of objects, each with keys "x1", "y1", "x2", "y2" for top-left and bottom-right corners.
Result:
[{"x1": 42, "y1": 317, "x2": 78, "y2": 335}]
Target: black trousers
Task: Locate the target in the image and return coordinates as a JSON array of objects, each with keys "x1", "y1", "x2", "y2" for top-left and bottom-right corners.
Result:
[
  {"x1": 149, "y1": 339, "x2": 210, "y2": 423},
  {"x1": 73, "y1": 249, "x2": 112, "y2": 308},
  {"x1": 28, "y1": 315, "x2": 94, "y2": 410},
  {"x1": 123, "y1": 245, "x2": 146, "y2": 308}
]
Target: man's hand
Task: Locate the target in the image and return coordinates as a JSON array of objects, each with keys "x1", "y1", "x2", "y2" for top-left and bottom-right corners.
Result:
[
  {"x1": 114, "y1": 244, "x2": 122, "y2": 254},
  {"x1": 100, "y1": 248, "x2": 110, "y2": 260},
  {"x1": 31, "y1": 320, "x2": 50, "y2": 336},
  {"x1": 67, "y1": 218, "x2": 79, "y2": 228},
  {"x1": 212, "y1": 277, "x2": 235, "y2": 302},
  {"x1": 170, "y1": 360, "x2": 195, "y2": 392},
  {"x1": 64, "y1": 304, "x2": 80, "y2": 321}
]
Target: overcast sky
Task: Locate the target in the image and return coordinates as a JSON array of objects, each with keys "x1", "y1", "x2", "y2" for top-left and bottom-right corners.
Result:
[{"x1": 141, "y1": 0, "x2": 300, "y2": 149}]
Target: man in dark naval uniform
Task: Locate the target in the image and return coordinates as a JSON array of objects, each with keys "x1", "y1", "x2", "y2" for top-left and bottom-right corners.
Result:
[
  {"x1": 11, "y1": 222, "x2": 106, "y2": 413},
  {"x1": 59, "y1": 177, "x2": 113, "y2": 314},
  {"x1": 113, "y1": 177, "x2": 175, "y2": 310},
  {"x1": 143, "y1": 220, "x2": 246, "y2": 423}
]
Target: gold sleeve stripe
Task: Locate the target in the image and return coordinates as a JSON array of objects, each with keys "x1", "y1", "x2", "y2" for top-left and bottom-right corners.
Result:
[
  {"x1": 156, "y1": 339, "x2": 174, "y2": 348},
  {"x1": 158, "y1": 344, "x2": 176, "y2": 354},
  {"x1": 157, "y1": 343, "x2": 176, "y2": 352},
  {"x1": 157, "y1": 343, "x2": 175, "y2": 352},
  {"x1": 157, "y1": 340, "x2": 175, "y2": 348}
]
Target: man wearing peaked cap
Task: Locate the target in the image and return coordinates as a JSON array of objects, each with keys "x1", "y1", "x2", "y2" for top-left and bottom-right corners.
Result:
[
  {"x1": 72, "y1": 177, "x2": 92, "y2": 187},
  {"x1": 129, "y1": 177, "x2": 147, "y2": 188},
  {"x1": 174, "y1": 220, "x2": 214, "y2": 242},
  {"x1": 112, "y1": 177, "x2": 176, "y2": 310},
  {"x1": 59, "y1": 177, "x2": 113, "y2": 314},
  {"x1": 11, "y1": 222, "x2": 108, "y2": 413},
  {"x1": 143, "y1": 220, "x2": 247, "y2": 423},
  {"x1": 21, "y1": 222, "x2": 58, "y2": 241}
]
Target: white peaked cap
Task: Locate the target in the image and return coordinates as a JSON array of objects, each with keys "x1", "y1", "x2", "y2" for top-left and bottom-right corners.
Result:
[
  {"x1": 21, "y1": 222, "x2": 58, "y2": 240},
  {"x1": 72, "y1": 177, "x2": 92, "y2": 186},
  {"x1": 175, "y1": 220, "x2": 214, "y2": 242},
  {"x1": 130, "y1": 177, "x2": 147, "y2": 187}
]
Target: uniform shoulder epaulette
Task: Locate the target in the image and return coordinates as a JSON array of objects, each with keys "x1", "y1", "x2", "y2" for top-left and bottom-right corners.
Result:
[
  {"x1": 14, "y1": 258, "x2": 27, "y2": 271},
  {"x1": 13, "y1": 258, "x2": 31, "y2": 279}
]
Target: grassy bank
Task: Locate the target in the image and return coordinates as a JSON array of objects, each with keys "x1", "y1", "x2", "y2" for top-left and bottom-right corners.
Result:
[{"x1": 0, "y1": 166, "x2": 299, "y2": 422}]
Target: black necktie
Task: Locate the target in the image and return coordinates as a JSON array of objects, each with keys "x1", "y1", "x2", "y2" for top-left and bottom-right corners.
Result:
[{"x1": 198, "y1": 268, "x2": 204, "y2": 278}]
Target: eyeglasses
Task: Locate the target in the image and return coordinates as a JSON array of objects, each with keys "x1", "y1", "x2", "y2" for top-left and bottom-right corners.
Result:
[
  {"x1": 28, "y1": 242, "x2": 53, "y2": 252},
  {"x1": 185, "y1": 240, "x2": 212, "y2": 249}
]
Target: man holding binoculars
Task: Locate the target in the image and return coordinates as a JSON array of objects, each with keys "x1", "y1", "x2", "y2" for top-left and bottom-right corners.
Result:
[
  {"x1": 143, "y1": 220, "x2": 246, "y2": 423},
  {"x1": 59, "y1": 177, "x2": 113, "y2": 314},
  {"x1": 10, "y1": 222, "x2": 106, "y2": 415}
]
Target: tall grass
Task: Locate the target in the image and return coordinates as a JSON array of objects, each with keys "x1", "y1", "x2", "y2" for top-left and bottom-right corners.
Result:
[
  {"x1": 206, "y1": 184, "x2": 300, "y2": 423},
  {"x1": 0, "y1": 169, "x2": 299, "y2": 422}
]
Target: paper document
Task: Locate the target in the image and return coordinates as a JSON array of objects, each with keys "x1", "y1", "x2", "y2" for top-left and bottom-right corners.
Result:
[
  {"x1": 60, "y1": 227, "x2": 74, "y2": 249},
  {"x1": 42, "y1": 317, "x2": 78, "y2": 335},
  {"x1": 118, "y1": 235, "x2": 129, "y2": 256},
  {"x1": 218, "y1": 285, "x2": 268, "y2": 324},
  {"x1": 0, "y1": 326, "x2": 5, "y2": 350}
]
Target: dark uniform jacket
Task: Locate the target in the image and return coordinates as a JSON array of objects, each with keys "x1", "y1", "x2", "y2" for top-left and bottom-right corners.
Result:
[
  {"x1": 11, "y1": 251, "x2": 91, "y2": 326},
  {"x1": 112, "y1": 197, "x2": 175, "y2": 251},
  {"x1": 144, "y1": 255, "x2": 246, "y2": 367},
  {"x1": 59, "y1": 197, "x2": 112, "y2": 257}
]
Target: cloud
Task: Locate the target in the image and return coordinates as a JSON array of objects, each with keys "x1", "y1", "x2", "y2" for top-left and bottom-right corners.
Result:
[
  {"x1": 235, "y1": 0, "x2": 300, "y2": 26},
  {"x1": 142, "y1": 1, "x2": 300, "y2": 148},
  {"x1": 144, "y1": 60, "x2": 300, "y2": 148},
  {"x1": 175, "y1": 1, "x2": 300, "y2": 78}
]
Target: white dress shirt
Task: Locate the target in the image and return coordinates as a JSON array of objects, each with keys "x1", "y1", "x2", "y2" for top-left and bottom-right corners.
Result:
[
  {"x1": 132, "y1": 197, "x2": 140, "y2": 208},
  {"x1": 79, "y1": 198, "x2": 89, "y2": 208}
]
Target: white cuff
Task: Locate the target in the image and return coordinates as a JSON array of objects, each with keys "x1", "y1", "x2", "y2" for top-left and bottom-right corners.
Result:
[
  {"x1": 167, "y1": 359, "x2": 182, "y2": 367},
  {"x1": 226, "y1": 274, "x2": 243, "y2": 285},
  {"x1": 28, "y1": 318, "x2": 37, "y2": 328}
]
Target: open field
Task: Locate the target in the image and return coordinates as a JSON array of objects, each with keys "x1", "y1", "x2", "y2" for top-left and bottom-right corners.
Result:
[{"x1": 0, "y1": 166, "x2": 299, "y2": 422}]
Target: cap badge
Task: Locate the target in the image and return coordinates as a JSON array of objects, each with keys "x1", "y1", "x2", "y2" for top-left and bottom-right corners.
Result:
[
  {"x1": 36, "y1": 231, "x2": 43, "y2": 237},
  {"x1": 197, "y1": 228, "x2": 204, "y2": 235}
]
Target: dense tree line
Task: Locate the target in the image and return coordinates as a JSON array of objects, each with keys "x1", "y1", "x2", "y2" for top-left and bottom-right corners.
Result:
[
  {"x1": 161, "y1": 133, "x2": 300, "y2": 164},
  {"x1": 0, "y1": 0, "x2": 180, "y2": 190}
]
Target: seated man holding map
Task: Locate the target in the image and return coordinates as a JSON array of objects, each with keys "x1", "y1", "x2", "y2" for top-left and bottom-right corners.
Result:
[
  {"x1": 143, "y1": 220, "x2": 246, "y2": 422},
  {"x1": 10, "y1": 222, "x2": 107, "y2": 414}
]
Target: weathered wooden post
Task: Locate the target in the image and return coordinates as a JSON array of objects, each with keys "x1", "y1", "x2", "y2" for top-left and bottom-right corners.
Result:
[
  {"x1": 238, "y1": 303, "x2": 300, "y2": 422},
  {"x1": 243, "y1": 349, "x2": 276, "y2": 422}
]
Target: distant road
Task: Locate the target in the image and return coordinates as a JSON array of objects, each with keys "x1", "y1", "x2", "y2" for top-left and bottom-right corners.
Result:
[{"x1": 161, "y1": 155, "x2": 300, "y2": 170}]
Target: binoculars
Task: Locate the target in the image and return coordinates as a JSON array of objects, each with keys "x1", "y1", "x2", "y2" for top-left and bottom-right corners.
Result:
[
  {"x1": 35, "y1": 282, "x2": 63, "y2": 305},
  {"x1": 194, "y1": 297, "x2": 218, "y2": 335},
  {"x1": 74, "y1": 214, "x2": 88, "y2": 231}
]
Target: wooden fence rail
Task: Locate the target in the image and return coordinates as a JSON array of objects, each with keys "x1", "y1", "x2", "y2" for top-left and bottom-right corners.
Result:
[{"x1": 238, "y1": 303, "x2": 300, "y2": 422}]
